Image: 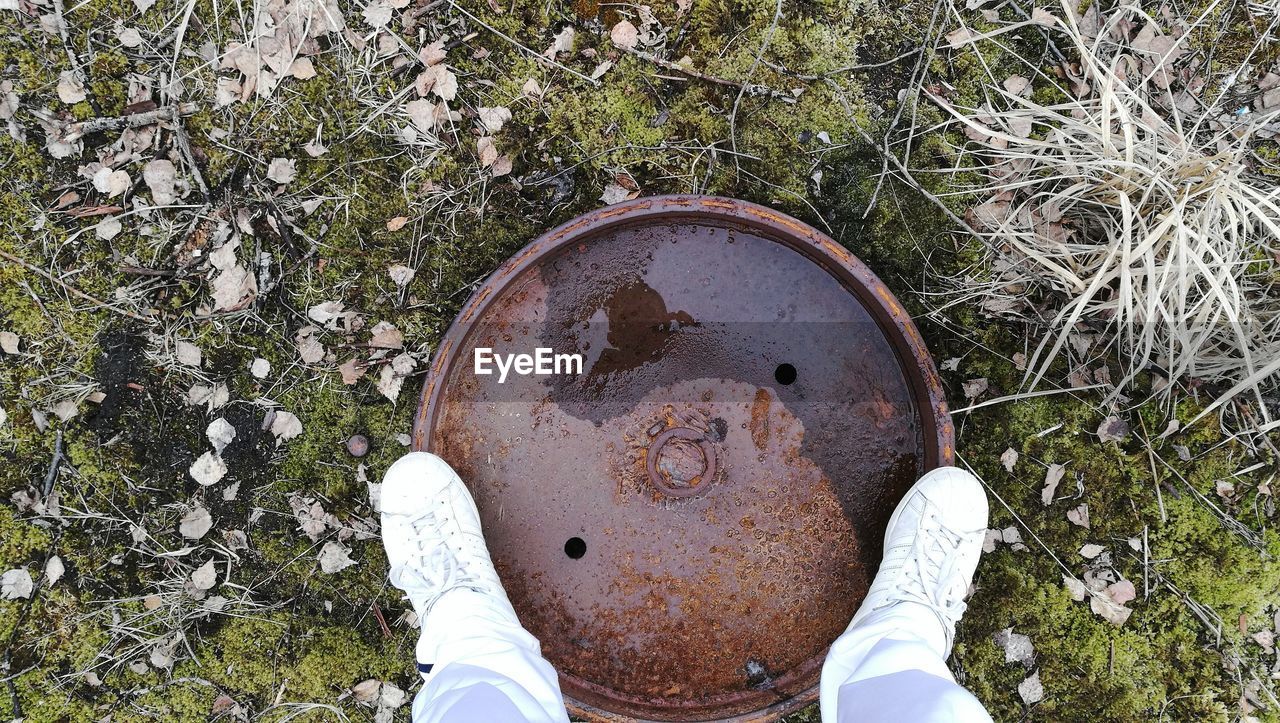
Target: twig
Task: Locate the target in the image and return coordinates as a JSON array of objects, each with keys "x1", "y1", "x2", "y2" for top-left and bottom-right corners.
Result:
[
  {"x1": 623, "y1": 47, "x2": 797, "y2": 103},
  {"x1": 48, "y1": 0, "x2": 79, "y2": 70},
  {"x1": 447, "y1": 1, "x2": 601, "y2": 87},
  {"x1": 173, "y1": 119, "x2": 210, "y2": 200},
  {"x1": 370, "y1": 602, "x2": 393, "y2": 639},
  {"x1": 0, "y1": 249, "x2": 155, "y2": 324},
  {"x1": 120, "y1": 265, "x2": 180, "y2": 278},
  {"x1": 63, "y1": 103, "x2": 200, "y2": 141},
  {"x1": 42, "y1": 431, "x2": 63, "y2": 499}
]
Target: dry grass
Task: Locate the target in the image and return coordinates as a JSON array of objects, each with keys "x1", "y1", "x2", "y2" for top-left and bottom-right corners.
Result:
[{"x1": 926, "y1": 0, "x2": 1280, "y2": 435}]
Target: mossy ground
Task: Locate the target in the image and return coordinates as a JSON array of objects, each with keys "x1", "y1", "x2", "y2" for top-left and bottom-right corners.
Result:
[{"x1": 1, "y1": 0, "x2": 1277, "y2": 721}]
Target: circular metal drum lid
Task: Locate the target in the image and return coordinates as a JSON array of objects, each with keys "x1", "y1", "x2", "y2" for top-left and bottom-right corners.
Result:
[{"x1": 412, "y1": 196, "x2": 953, "y2": 721}]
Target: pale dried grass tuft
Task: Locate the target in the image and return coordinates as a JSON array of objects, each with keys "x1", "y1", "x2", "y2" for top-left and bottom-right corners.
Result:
[{"x1": 930, "y1": 0, "x2": 1280, "y2": 431}]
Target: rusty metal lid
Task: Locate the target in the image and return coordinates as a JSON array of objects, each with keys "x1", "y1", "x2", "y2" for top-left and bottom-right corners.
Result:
[{"x1": 413, "y1": 196, "x2": 953, "y2": 722}]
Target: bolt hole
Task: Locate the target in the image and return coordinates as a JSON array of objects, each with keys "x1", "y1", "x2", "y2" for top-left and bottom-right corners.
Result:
[
  {"x1": 774, "y1": 363, "x2": 797, "y2": 386},
  {"x1": 564, "y1": 537, "x2": 587, "y2": 559}
]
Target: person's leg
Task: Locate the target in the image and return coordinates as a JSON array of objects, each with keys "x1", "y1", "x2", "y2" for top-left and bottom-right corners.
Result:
[
  {"x1": 380, "y1": 452, "x2": 569, "y2": 723},
  {"x1": 820, "y1": 467, "x2": 994, "y2": 723}
]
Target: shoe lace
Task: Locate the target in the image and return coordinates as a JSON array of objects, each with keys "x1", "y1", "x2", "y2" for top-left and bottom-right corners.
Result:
[
  {"x1": 387, "y1": 504, "x2": 482, "y2": 602},
  {"x1": 883, "y1": 507, "x2": 978, "y2": 625}
]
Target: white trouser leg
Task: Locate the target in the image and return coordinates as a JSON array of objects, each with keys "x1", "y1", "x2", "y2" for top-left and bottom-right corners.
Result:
[
  {"x1": 819, "y1": 604, "x2": 993, "y2": 723},
  {"x1": 411, "y1": 589, "x2": 569, "y2": 723}
]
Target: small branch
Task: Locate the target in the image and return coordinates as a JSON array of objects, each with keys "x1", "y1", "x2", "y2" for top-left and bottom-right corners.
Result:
[
  {"x1": 63, "y1": 103, "x2": 200, "y2": 141},
  {"x1": 173, "y1": 119, "x2": 210, "y2": 200},
  {"x1": 0, "y1": 249, "x2": 155, "y2": 324},
  {"x1": 42, "y1": 431, "x2": 63, "y2": 499},
  {"x1": 120, "y1": 265, "x2": 181, "y2": 278},
  {"x1": 623, "y1": 47, "x2": 797, "y2": 103},
  {"x1": 370, "y1": 602, "x2": 393, "y2": 639}
]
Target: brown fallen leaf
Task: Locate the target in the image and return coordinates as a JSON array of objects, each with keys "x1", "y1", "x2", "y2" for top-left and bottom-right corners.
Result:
[{"x1": 1041, "y1": 463, "x2": 1065, "y2": 505}]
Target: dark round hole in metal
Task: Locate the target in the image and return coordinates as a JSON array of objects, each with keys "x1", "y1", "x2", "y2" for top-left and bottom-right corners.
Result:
[
  {"x1": 564, "y1": 537, "x2": 587, "y2": 559},
  {"x1": 413, "y1": 195, "x2": 955, "y2": 722},
  {"x1": 774, "y1": 363, "x2": 797, "y2": 386}
]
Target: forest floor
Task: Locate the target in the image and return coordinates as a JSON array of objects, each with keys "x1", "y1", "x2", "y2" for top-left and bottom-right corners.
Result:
[{"x1": 1, "y1": 0, "x2": 1279, "y2": 720}]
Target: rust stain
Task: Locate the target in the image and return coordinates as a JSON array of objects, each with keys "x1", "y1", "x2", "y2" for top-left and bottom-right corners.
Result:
[{"x1": 749, "y1": 388, "x2": 772, "y2": 451}]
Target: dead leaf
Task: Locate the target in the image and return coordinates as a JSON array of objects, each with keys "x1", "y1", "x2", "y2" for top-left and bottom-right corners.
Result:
[
  {"x1": 994, "y1": 627, "x2": 1035, "y2": 664},
  {"x1": 1066, "y1": 503, "x2": 1090, "y2": 528},
  {"x1": 210, "y1": 263, "x2": 257, "y2": 311},
  {"x1": 477, "y1": 136, "x2": 498, "y2": 167},
  {"x1": 368, "y1": 321, "x2": 403, "y2": 349},
  {"x1": 271, "y1": 410, "x2": 303, "y2": 445},
  {"x1": 176, "y1": 340, "x2": 202, "y2": 367},
  {"x1": 521, "y1": 78, "x2": 543, "y2": 99},
  {"x1": 388, "y1": 265, "x2": 415, "y2": 289},
  {"x1": 190, "y1": 560, "x2": 217, "y2": 590},
  {"x1": 318, "y1": 541, "x2": 356, "y2": 573},
  {"x1": 95, "y1": 216, "x2": 122, "y2": 240},
  {"x1": 377, "y1": 353, "x2": 416, "y2": 401},
  {"x1": 478, "y1": 106, "x2": 511, "y2": 133},
  {"x1": 45, "y1": 555, "x2": 64, "y2": 586},
  {"x1": 308, "y1": 301, "x2": 346, "y2": 328},
  {"x1": 0, "y1": 331, "x2": 18, "y2": 354},
  {"x1": 143, "y1": 159, "x2": 178, "y2": 205},
  {"x1": 1000, "y1": 447, "x2": 1019, "y2": 473},
  {"x1": 1041, "y1": 464, "x2": 1065, "y2": 505},
  {"x1": 179, "y1": 506, "x2": 213, "y2": 539},
  {"x1": 266, "y1": 157, "x2": 297, "y2": 185},
  {"x1": 0, "y1": 569, "x2": 33, "y2": 599},
  {"x1": 352, "y1": 678, "x2": 381, "y2": 703},
  {"x1": 1096, "y1": 415, "x2": 1129, "y2": 443},
  {"x1": 945, "y1": 26, "x2": 977, "y2": 48},
  {"x1": 419, "y1": 39, "x2": 446, "y2": 66},
  {"x1": 51, "y1": 399, "x2": 77, "y2": 422},
  {"x1": 250, "y1": 358, "x2": 270, "y2": 378},
  {"x1": 93, "y1": 167, "x2": 131, "y2": 198},
  {"x1": 289, "y1": 57, "x2": 316, "y2": 80},
  {"x1": 1017, "y1": 670, "x2": 1043, "y2": 705},
  {"x1": 1030, "y1": 7, "x2": 1056, "y2": 24},
  {"x1": 295, "y1": 325, "x2": 326, "y2": 364},
  {"x1": 362, "y1": 1, "x2": 392, "y2": 27},
  {"x1": 416, "y1": 64, "x2": 457, "y2": 101},
  {"x1": 490, "y1": 155, "x2": 513, "y2": 177},
  {"x1": 57, "y1": 71, "x2": 86, "y2": 103},
  {"x1": 1003, "y1": 75, "x2": 1031, "y2": 96},
  {"x1": 544, "y1": 26, "x2": 574, "y2": 59},
  {"x1": 340, "y1": 358, "x2": 365, "y2": 385},
  {"x1": 206, "y1": 418, "x2": 236, "y2": 453},
  {"x1": 962, "y1": 378, "x2": 989, "y2": 399},
  {"x1": 1079, "y1": 543, "x2": 1104, "y2": 559},
  {"x1": 610, "y1": 20, "x2": 639, "y2": 49},
  {"x1": 386, "y1": 216, "x2": 409, "y2": 232},
  {"x1": 1063, "y1": 575, "x2": 1087, "y2": 601},
  {"x1": 189, "y1": 452, "x2": 227, "y2": 486},
  {"x1": 289, "y1": 494, "x2": 336, "y2": 541},
  {"x1": 1107, "y1": 579, "x2": 1136, "y2": 606},
  {"x1": 589, "y1": 60, "x2": 613, "y2": 80},
  {"x1": 1089, "y1": 589, "x2": 1133, "y2": 626},
  {"x1": 600, "y1": 183, "x2": 633, "y2": 205}
]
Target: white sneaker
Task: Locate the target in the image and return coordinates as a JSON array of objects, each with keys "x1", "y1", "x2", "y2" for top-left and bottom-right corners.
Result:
[
  {"x1": 380, "y1": 452, "x2": 515, "y2": 674},
  {"x1": 846, "y1": 466, "x2": 989, "y2": 658}
]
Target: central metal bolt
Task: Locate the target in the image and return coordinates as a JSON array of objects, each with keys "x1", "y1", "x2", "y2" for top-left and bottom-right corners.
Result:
[{"x1": 646, "y1": 427, "x2": 718, "y2": 498}]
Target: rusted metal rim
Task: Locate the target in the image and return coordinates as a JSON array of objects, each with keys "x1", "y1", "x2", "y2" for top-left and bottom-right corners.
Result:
[{"x1": 413, "y1": 195, "x2": 954, "y2": 722}]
